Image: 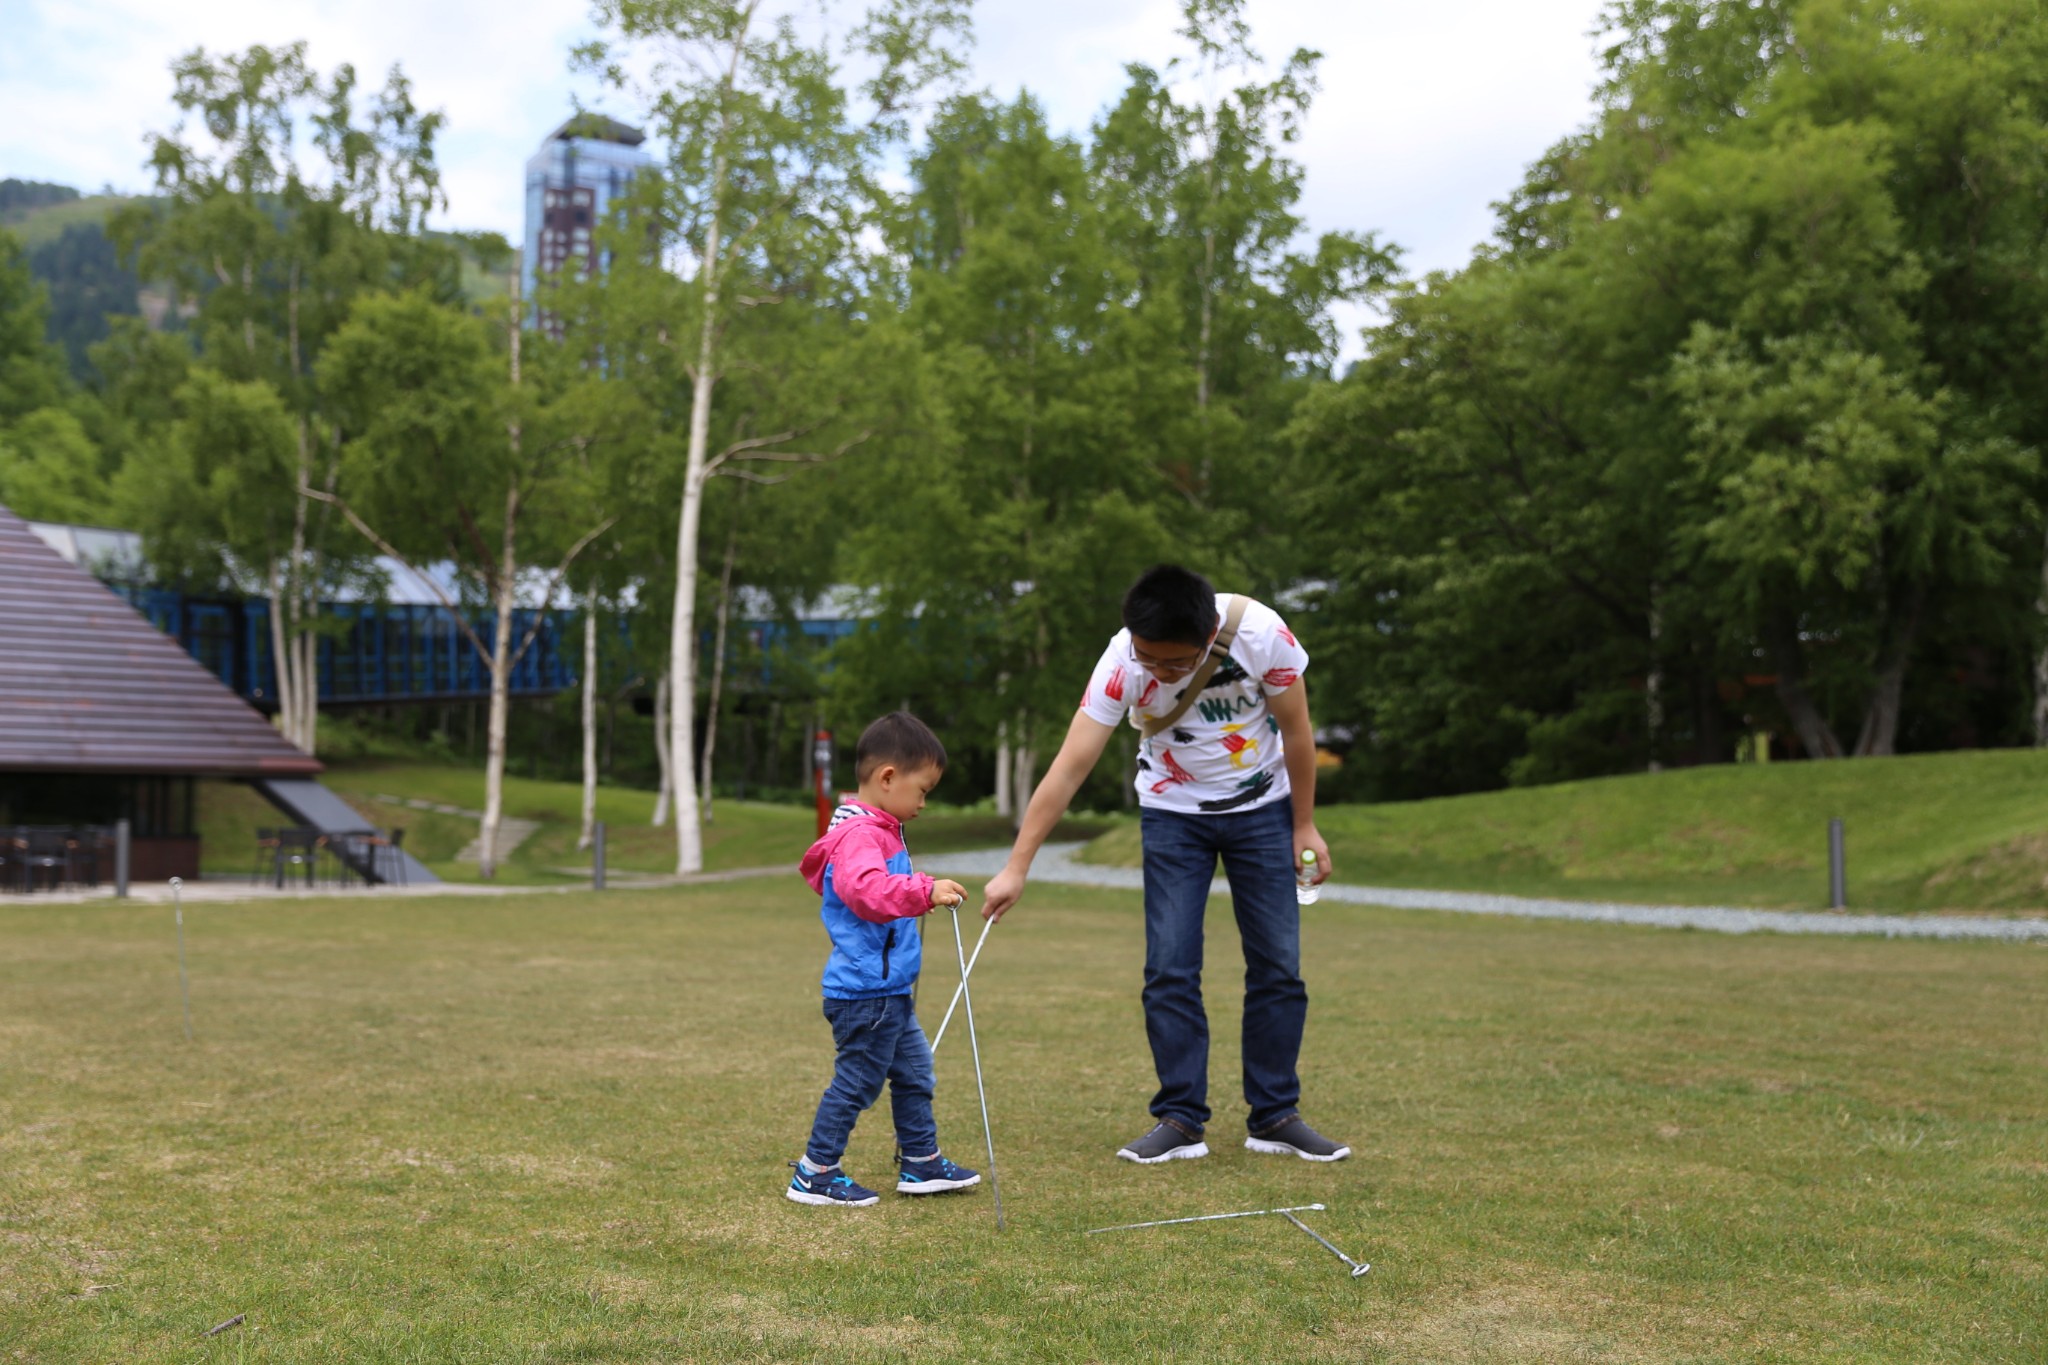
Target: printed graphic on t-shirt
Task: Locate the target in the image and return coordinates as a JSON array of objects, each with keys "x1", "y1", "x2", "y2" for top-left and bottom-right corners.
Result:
[{"x1": 1078, "y1": 595, "x2": 1309, "y2": 815}]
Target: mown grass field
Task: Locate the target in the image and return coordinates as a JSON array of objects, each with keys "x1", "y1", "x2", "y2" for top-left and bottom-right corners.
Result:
[
  {"x1": 3, "y1": 878, "x2": 2043, "y2": 1362},
  {"x1": 1083, "y1": 749, "x2": 2048, "y2": 913}
]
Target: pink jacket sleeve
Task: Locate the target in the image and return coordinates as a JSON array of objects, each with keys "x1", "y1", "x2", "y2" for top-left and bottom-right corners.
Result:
[{"x1": 833, "y1": 824, "x2": 935, "y2": 924}]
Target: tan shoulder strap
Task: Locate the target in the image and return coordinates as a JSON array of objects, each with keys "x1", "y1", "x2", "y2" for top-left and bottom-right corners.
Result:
[{"x1": 1140, "y1": 594, "x2": 1251, "y2": 739}]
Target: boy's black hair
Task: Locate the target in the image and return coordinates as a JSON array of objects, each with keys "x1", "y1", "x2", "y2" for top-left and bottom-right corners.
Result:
[
  {"x1": 1122, "y1": 565, "x2": 1218, "y2": 646},
  {"x1": 855, "y1": 711, "x2": 948, "y2": 784}
]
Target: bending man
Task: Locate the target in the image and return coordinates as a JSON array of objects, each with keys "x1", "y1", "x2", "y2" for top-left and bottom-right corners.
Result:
[{"x1": 980, "y1": 564, "x2": 1347, "y2": 1163}]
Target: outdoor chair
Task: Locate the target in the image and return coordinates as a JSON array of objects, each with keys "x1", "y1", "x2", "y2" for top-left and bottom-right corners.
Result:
[
  {"x1": 0, "y1": 828, "x2": 23, "y2": 893},
  {"x1": 254, "y1": 826, "x2": 320, "y2": 888},
  {"x1": 23, "y1": 829, "x2": 71, "y2": 892},
  {"x1": 361, "y1": 827, "x2": 408, "y2": 887}
]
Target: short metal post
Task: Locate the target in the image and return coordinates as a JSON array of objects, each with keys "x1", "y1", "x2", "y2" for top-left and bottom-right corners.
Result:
[
  {"x1": 592, "y1": 821, "x2": 606, "y2": 891},
  {"x1": 1828, "y1": 818, "x2": 1846, "y2": 909},
  {"x1": 114, "y1": 819, "x2": 130, "y2": 899},
  {"x1": 172, "y1": 877, "x2": 193, "y2": 1041}
]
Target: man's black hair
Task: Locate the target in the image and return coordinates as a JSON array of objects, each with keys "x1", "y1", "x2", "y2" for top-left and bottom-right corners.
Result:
[
  {"x1": 1122, "y1": 565, "x2": 1218, "y2": 647},
  {"x1": 855, "y1": 711, "x2": 948, "y2": 783}
]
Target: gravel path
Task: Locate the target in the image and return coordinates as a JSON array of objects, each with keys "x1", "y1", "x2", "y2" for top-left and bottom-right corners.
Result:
[{"x1": 916, "y1": 843, "x2": 2048, "y2": 943}]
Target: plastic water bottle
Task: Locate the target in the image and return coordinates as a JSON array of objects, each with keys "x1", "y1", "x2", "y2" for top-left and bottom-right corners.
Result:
[{"x1": 1295, "y1": 850, "x2": 1320, "y2": 905}]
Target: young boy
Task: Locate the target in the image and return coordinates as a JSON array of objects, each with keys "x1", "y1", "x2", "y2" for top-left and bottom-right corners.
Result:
[{"x1": 786, "y1": 711, "x2": 981, "y2": 1207}]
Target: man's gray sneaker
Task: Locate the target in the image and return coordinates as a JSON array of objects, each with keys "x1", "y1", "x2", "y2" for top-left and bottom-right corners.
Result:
[
  {"x1": 1244, "y1": 1115, "x2": 1350, "y2": 1162},
  {"x1": 1116, "y1": 1120, "x2": 1209, "y2": 1164}
]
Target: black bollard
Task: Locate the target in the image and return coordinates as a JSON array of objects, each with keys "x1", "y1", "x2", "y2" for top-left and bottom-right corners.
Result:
[
  {"x1": 1828, "y1": 818, "x2": 1846, "y2": 910},
  {"x1": 593, "y1": 821, "x2": 607, "y2": 892}
]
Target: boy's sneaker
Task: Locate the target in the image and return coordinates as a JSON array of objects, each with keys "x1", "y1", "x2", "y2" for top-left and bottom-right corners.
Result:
[
  {"x1": 1116, "y1": 1120, "x2": 1209, "y2": 1164},
  {"x1": 896, "y1": 1154, "x2": 981, "y2": 1194},
  {"x1": 1244, "y1": 1115, "x2": 1351, "y2": 1162},
  {"x1": 786, "y1": 1161, "x2": 881, "y2": 1206}
]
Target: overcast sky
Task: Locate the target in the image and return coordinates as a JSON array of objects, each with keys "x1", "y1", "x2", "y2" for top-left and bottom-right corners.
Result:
[{"x1": 3, "y1": 0, "x2": 1612, "y2": 287}]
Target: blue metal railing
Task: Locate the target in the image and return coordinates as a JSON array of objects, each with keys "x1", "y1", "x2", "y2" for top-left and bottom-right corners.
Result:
[{"x1": 121, "y1": 590, "x2": 577, "y2": 707}]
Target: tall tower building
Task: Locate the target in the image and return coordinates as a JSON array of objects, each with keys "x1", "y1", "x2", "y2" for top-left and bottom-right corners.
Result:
[{"x1": 521, "y1": 113, "x2": 652, "y2": 324}]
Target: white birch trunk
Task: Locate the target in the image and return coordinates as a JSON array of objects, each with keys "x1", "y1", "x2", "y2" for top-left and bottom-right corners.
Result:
[
  {"x1": 266, "y1": 559, "x2": 296, "y2": 745},
  {"x1": 481, "y1": 271, "x2": 523, "y2": 880},
  {"x1": 668, "y1": 183, "x2": 729, "y2": 873},
  {"x1": 579, "y1": 585, "x2": 599, "y2": 851},
  {"x1": 699, "y1": 512, "x2": 739, "y2": 825},
  {"x1": 994, "y1": 720, "x2": 1012, "y2": 820},
  {"x1": 652, "y1": 671, "x2": 673, "y2": 827},
  {"x1": 479, "y1": 505, "x2": 516, "y2": 879},
  {"x1": 1010, "y1": 716, "x2": 1036, "y2": 826}
]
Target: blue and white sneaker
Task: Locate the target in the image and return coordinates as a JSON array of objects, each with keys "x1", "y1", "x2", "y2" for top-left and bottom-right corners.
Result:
[
  {"x1": 896, "y1": 1154, "x2": 981, "y2": 1195},
  {"x1": 786, "y1": 1162, "x2": 881, "y2": 1207}
]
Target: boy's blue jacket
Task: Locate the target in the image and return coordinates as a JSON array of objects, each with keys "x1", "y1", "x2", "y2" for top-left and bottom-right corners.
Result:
[{"x1": 798, "y1": 800, "x2": 935, "y2": 1000}]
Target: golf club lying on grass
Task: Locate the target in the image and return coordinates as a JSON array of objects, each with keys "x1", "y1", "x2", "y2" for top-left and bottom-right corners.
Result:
[
  {"x1": 928, "y1": 911, "x2": 993, "y2": 1055},
  {"x1": 1087, "y1": 1202, "x2": 1370, "y2": 1279},
  {"x1": 946, "y1": 896, "x2": 1005, "y2": 1230}
]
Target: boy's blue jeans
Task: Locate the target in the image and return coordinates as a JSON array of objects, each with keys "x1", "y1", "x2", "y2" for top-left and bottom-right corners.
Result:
[
  {"x1": 804, "y1": 992, "x2": 937, "y2": 1168},
  {"x1": 1141, "y1": 798, "x2": 1307, "y2": 1135}
]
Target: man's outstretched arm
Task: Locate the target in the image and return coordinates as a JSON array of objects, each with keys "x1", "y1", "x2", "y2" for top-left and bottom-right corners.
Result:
[{"x1": 979, "y1": 710, "x2": 1116, "y2": 921}]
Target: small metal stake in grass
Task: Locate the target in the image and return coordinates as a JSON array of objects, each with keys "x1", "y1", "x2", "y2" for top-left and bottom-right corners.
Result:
[
  {"x1": 203, "y1": 1312, "x2": 245, "y2": 1338},
  {"x1": 171, "y1": 877, "x2": 193, "y2": 1042},
  {"x1": 593, "y1": 821, "x2": 607, "y2": 891}
]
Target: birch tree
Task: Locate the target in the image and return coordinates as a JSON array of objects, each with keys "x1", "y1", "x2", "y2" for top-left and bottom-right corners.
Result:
[
  {"x1": 115, "y1": 43, "x2": 451, "y2": 753},
  {"x1": 583, "y1": 0, "x2": 968, "y2": 872},
  {"x1": 320, "y1": 290, "x2": 620, "y2": 876}
]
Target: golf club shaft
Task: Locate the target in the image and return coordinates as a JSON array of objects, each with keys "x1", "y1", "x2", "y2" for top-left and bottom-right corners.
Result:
[
  {"x1": 1280, "y1": 1211, "x2": 1370, "y2": 1276},
  {"x1": 1086, "y1": 1204, "x2": 1327, "y2": 1235},
  {"x1": 950, "y1": 901, "x2": 1004, "y2": 1231},
  {"x1": 929, "y1": 910, "x2": 992, "y2": 1054}
]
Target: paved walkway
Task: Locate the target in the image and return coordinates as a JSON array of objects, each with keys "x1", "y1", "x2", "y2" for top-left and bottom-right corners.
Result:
[
  {"x1": 9, "y1": 865, "x2": 791, "y2": 907},
  {"x1": 915, "y1": 844, "x2": 2048, "y2": 943},
  {"x1": 376, "y1": 794, "x2": 542, "y2": 868}
]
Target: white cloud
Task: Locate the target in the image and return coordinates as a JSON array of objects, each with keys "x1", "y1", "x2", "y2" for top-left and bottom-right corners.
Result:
[{"x1": 4, "y1": 0, "x2": 1610, "y2": 291}]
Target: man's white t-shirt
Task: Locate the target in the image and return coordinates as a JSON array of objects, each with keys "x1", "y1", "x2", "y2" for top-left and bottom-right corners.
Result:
[{"x1": 1079, "y1": 594, "x2": 1310, "y2": 815}]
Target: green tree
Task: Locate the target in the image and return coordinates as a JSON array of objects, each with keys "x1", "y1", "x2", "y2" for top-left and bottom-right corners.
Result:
[
  {"x1": 1293, "y1": 0, "x2": 2048, "y2": 792},
  {"x1": 582, "y1": 0, "x2": 970, "y2": 871},
  {"x1": 319, "y1": 290, "x2": 624, "y2": 876},
  {"x1": 113, "y1": 42, "x2": 454, "y2": 752}
]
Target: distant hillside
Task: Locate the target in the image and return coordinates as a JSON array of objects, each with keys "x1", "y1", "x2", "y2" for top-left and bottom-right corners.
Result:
[{"x1": 3, "y1": 178, "x2": 515, "y2": 380}]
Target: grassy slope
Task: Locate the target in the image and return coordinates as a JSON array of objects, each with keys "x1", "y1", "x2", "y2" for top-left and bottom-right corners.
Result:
[
  {"x1": 0, "y1": 195, "x2": 130, "y2": 250},
  {"x1": 200, "y1": 763, "x2": 1114, "y2": 886},
  {"x1": 2, "y1": 883, "x2": 2042, "y2": 1362},
  {"x1": 1080, "y1": 749, "x2": 2048, "y2": 913}
]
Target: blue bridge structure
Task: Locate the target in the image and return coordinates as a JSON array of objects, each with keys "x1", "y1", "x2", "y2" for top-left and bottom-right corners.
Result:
[{"x1": 122, "y1": 591, "x2": 578, "y2": 709}]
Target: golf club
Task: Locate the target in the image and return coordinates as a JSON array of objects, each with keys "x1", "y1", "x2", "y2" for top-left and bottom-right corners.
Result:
[
  {"x1": 1280, "y1": 1210, "x2": 1371, "y2": 1277},
  {"x1": 947, "y1": 897, "x2": 1005, "y2": 1230},
  {"x1": 929, "y1": 911, "x2": 993, "y2": 1054},
  {"x1": 1086, "y1": 1203, "x2": 1327, "y2": 1235}
]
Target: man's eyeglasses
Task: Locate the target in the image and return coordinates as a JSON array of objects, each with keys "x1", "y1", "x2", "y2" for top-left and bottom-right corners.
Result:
[{"x1": 1124, "y1": 634, "x2": 1215, "y2": 680}]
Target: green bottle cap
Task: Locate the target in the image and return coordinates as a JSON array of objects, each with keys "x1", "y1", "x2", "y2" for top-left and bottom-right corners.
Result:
[{"x1": 1300, "y1": 850, "x2": 1317, "y2": 865}]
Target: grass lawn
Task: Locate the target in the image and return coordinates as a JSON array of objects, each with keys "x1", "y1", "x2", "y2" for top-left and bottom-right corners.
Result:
[
  {"x1": 194, "y1": 762, "x2": 1116, "y2": 887},
  {"x1": 1083, "y1": 748, "x2": 2048, "y2": 913},
  {"x1": 2, "y1": 881, "x2": 2043, "y2": 1361}
]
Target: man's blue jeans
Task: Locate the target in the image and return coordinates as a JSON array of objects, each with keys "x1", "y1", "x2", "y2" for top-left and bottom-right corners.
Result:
[
  {"x1": 804, "y1": 992, "x2": 937, "y2": 1167},
  {"x1": 1141, "y1": 798, "x2": 1307, "y2": 1135}
]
